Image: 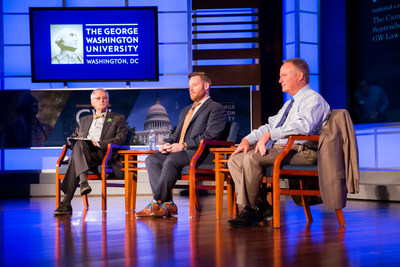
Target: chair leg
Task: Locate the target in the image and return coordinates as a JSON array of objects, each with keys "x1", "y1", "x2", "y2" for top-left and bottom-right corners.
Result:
[
  {"x1": 267, "y1": 182, "x2": 272, "y2": 205},
  {"x1": 272, "y1": 178, "x2": 281, "y2": 229},
  {"x1": 301, "y1": 196, "x2": 313, "y2": 223},
  {"x1": 336, "y1": 209, "x2": 346, "y2": 226},
  {"x1": 300, "y1": 179, "x2": 313, "y2": 223},
  {"x1": 125, "y1": 167, "x2": 131, "y2": 212},
  {"x1": 55, "y1": 175, "x2": 61, "y2": 209},
  {"x1": 226, "y1": 177, "x2": 234, "y2": 218},
  {"x1": 131, "y1": 172, "x2": 137, "y2": 211},
  {"x1": 189, "y1": 177, "x2": 197, "y2": 218},
  {"x1": 215, "y1": 171, "x2": 224, "y2": 220},
  {"x1": 102, "y1": 173, "x2": 107, "y2": 212},
  {"x1": 83, "y1": 195, "x2": 89, "y2": 209},
  {"x1": 195, "y1": 189, "x2": 202, "y2": 212}
]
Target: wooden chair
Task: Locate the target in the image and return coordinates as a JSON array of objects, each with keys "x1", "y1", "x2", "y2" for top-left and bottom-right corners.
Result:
[
  {"x1": 210, "y1": 146, "x2": 238, "y2": 219},
  {"x1": 213, "y1": 111, "x2": 356, "y2": 228},
  {"x1": 270, "y1": 109, "x2": 358, "y2": 228},
  {"x1": 268, "y1": 135, "x2": 346, "y2": 228},
  {"x1": 55, "y1": 133, "x2": 131, "y2": 212},
  {"x1": 120, "y1": 122, "x2": 239, "y2": 218}
]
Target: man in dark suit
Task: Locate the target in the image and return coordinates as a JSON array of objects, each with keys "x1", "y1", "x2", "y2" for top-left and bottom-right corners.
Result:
[
  {"x1": 54, "y1": 88, "x2": 128, "y2": 215},
  {"x1": 136, "y1": 72, "x2": 227, "y2": 218}
]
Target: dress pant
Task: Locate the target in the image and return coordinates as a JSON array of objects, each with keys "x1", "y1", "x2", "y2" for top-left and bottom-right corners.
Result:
[
  {"x1": 145, "y1": 151, "x2": 190, "y2": 202},
  {"x1": 60, "y1": 140, "x2": 105, "y2": 199},
  {"x1": 228, "y1": 145, "x2": 317, "y2": 209}
]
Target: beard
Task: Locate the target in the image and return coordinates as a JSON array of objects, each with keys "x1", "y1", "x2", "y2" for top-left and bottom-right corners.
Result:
[{"x1": 190, "y1": 90, "x2": 206, "y2": 102}]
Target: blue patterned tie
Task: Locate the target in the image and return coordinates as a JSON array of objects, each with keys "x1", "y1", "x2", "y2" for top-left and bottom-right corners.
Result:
[
  {"x1": 265, "y1": 98, "x2": 294, "y2": 149},
  {"x1": 276, "y1": 98, "x2": 294, "y2": 128}
]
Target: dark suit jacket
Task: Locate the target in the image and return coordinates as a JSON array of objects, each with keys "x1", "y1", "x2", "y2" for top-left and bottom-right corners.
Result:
[
  {"x1": 69, "y1": 112, "x2": 128, "y2": 177},
  {"x1": 166, "y1": 98, "x2": 226, "y2": 163}
]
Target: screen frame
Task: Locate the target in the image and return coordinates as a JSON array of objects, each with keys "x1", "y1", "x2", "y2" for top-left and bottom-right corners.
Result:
[{"x1": 29, "y1": 6, "x2": 159, "y2": 83}]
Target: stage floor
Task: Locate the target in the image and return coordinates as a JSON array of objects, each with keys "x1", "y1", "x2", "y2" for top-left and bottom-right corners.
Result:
[{"x1": 1, "y1": 194, "x2": 400, "y2": 266}]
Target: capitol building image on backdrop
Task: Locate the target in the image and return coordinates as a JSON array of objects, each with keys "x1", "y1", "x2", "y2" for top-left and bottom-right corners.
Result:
[{"x1": 135, "y1": 94, "x2": 172, "y2": 146}]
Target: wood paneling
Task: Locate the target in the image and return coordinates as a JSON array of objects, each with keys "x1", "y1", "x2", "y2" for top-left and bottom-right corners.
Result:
[
  {"x1": 193, "y1": 48, "x2": 260, "y2": 60},
  {"x1": 192, "y1": 38, "x2": 260, "y2": 44},
  {"x1": 192, "y1": 1, "x2": 260, "y2": 86},
  {"x1": 193, "y1": 65, "x2": 260, "y2": 86}
]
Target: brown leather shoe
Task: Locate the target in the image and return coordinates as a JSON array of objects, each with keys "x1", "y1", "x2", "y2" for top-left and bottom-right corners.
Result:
[
  {"x1": 135, "y1": 201, "x2": 160, "y2": 217},
  {"x1": 151, "y1": 201, "x2": 178, "y2": 218}
]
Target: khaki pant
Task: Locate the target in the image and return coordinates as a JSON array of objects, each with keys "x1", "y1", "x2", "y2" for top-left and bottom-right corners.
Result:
[{"x1": 228, "y1": 145, "x2": 317, "y2": 209}]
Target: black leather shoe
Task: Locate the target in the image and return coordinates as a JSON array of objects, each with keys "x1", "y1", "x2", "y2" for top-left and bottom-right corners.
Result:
[
  {"x1": 255, "y1": 202, "x2": 273, "y2": 223},
  {"x1": 54, "y1": 202, "x2": 72, "y2": 216},
  {"x1": 227, "y1": 207, "x2": 258, "y2": 228},
  {"x1": 80, "y1": 181, "x2": 92, "y2": 195}
]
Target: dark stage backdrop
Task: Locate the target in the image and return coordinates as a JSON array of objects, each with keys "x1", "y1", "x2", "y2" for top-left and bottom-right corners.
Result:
[
  {"x1": 348, "y1": 0, "x2": 400, "y2": 124},
  {"x1": 0, "y1": 87, "x2": 251, "y2": 148}
]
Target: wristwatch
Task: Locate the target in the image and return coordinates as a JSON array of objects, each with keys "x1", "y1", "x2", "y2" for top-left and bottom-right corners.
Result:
[{"x1": 182, "y1": 142, "x2": 188, "y2": 151}]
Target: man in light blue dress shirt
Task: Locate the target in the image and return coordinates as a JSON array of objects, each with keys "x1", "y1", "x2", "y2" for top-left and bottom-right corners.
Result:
[{"x1": 228, "y1": 58, "x2": 331, "y2": 227}]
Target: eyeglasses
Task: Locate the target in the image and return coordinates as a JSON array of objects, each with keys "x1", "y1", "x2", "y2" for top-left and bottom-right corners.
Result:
[{"x1": 92, "y1": 97, "x2": 108, "y2": 101}]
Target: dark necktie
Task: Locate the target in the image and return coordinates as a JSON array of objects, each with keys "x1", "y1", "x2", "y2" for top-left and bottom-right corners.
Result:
[
  {"x1": 265, "y1": 98, "x2": 294, "y2": 149},
  {"x1": 276, "y1": 98, "x2": 294, "y2": 128},
  {"x1": 179, "y1": 102, "x2": 201, "y2": 144}
]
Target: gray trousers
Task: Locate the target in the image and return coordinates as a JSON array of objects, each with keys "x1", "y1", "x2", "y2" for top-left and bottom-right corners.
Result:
[
  {"x1": 145, "y1": 151, "x2": 190, "y2": 202},
  {"x1": 228, "y1": 145, "x2": 317, "y2": 209},
  {"x1": 60, "y1": 140, "x2": 104, "y2": 202}
]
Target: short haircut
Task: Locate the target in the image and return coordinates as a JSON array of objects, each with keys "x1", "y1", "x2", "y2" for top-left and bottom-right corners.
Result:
[
  {"x1": 188, "y1": 72, "x2": 212, "y2": 86},
  {"x1": 283, "y1": 58, "x2": 310, "y2": 84},
  {"x1": 91, "y1": 88, "x2": 109, "y2": 100}
]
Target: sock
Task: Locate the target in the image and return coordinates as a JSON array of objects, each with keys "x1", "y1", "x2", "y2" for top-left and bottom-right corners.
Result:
[
  {"x1": 152, "y1": 199, "x2": 162, "y2": 206},
  {"x1": 79, "y1": 172, "x2": 88, "y2": 183}
]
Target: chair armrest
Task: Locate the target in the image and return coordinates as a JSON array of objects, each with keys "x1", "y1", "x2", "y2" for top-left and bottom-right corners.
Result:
[
  {"x1": 288, "y1": 135, "x2": 319, "y2": 142},
  {"x1": 101, "y1": 143, "x2": 131, "y2": 169},
  {"x1": 118, "y1": 150, "x2": 158, "y2": 156},
  {"x1": 189, "y1": 140, "x2": 235, "y2": 170},
  {"x1": 209, "y1": 147, "x2": 236, "y2": 154},
  {"x1": 56, "y1": 145, "x2": 71, "y2": 168},
  {"x1": 273, "y1": 135, "x2": 320, "y2": 170}
]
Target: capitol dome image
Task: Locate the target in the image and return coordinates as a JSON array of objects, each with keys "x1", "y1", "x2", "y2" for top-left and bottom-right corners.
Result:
[{"x1": 136, "y1": 93, "x2": 172, "y2": 146}]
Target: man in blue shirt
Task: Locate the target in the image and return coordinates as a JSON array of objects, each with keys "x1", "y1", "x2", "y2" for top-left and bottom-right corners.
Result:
[{"x1": 227, "y1": 58, "x2": 331, "y2": 227}]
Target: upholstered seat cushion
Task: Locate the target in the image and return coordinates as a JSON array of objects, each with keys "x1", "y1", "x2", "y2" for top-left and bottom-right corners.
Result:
[
  {"x1": 58, "y1": 164, "x2": 102, "y2": 175},
  {"x1": 264, "y1": 164, "x2": 317, "y2": 177},
  {"x1": 181, "y1": 164, "x2": 214, "y2": 175}
]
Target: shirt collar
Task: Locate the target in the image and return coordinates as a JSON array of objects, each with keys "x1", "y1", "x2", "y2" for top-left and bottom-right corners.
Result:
[
  {"x1": 196, "y1": 96, "x2": 210, "y2": 105},
  {"x1": 292, "y1": 84, "x2": 311, "y2": 102},
  {"x1": 95, "y1": 109, "x2": 108, "y2": 117}
]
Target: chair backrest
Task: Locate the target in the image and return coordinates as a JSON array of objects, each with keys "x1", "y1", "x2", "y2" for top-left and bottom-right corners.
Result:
[
  {"x1": 220, "y1": 121, "x2": 240, "y2": 143},
  {"x1": 125, "y1": 130, "x2": 132, "y2": 145}
]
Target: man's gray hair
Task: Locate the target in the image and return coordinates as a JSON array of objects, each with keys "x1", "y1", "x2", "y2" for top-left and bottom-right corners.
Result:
[
  {"x1": 91, "y1": 88, "x2": 109, "y2": 100},
  {"x1": 283, "y1": 58, "x2": 310, "y2": 84}
]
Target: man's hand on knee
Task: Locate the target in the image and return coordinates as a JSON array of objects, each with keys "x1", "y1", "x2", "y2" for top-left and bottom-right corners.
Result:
[{"x1": 232, "y1": 138, "x2": 250, "y2": 156}]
